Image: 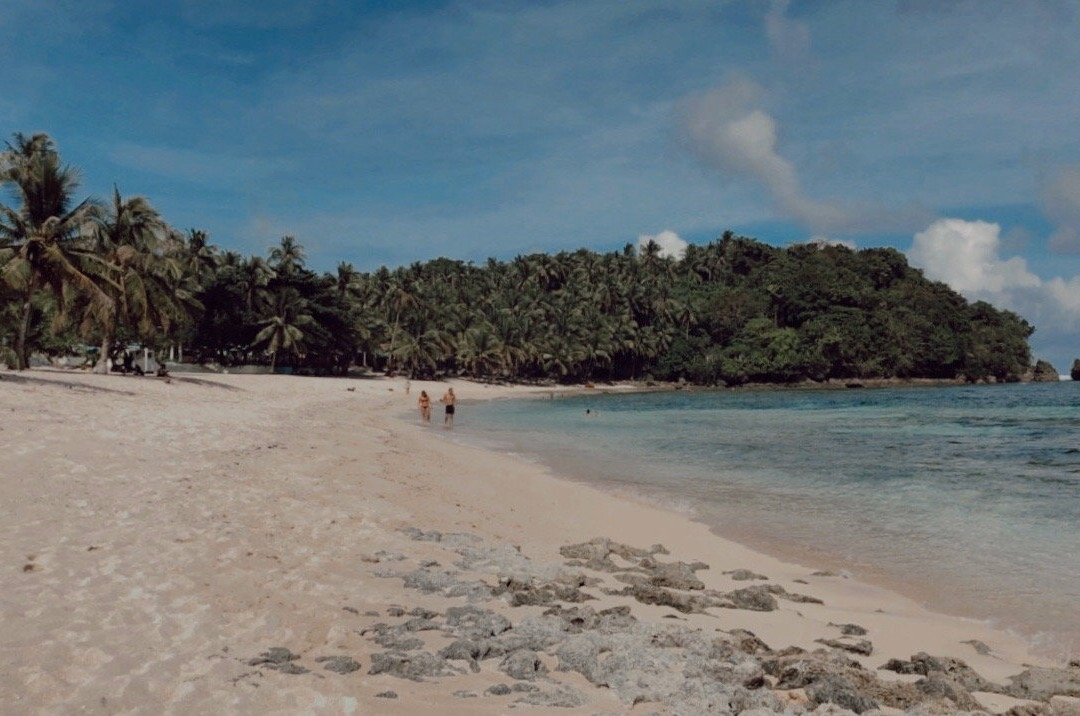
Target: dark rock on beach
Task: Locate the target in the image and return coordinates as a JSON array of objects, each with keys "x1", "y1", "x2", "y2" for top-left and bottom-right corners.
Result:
[
  {"x1": 611, "y1": 583, "x2": 721, "y2": 613},
  {"x1": 815, "y1": 637, "x2": 873, "y2": 656},
  {"x1": 368, "y1": 651, "x2": 458, "y2": 681},
  {"x1": 1005, "y1": 662, "x2": 1080, "y2": 701},
  {"x1": 723, "y1": 586, "x2": 780, "y2": 612},
  {"x1": 444, "y1": 605, "x2": 511, "y2": 639},
  {"x1": 805, "y1": 674, "x2": 878, "y2": 713},
  {"x1": 559, "y1": 537, "x2": 666, "y2": 572},
  {"x1": 636, "y1": 555, "x2": 708, "y2": 590},
  {"x1": 248, "y1": 647, "x2": 300, "y2": 666},
  {"x1": 362, "y1": 527, "x2": 1079, "y2": 714},
  {"x1": 512, "y1": 683, "x2": 588, "y2": 708},
  {"x1": 314, "y1": 656, "x2": 360, "y2": 674},
  {"x1": 248, "y1": 647, "x2": 309, "y2": 673},
  {"x1": 830, "y1": 622, "x2": 868, "y2": 637},
  {"x1": 724, "y1": 568, "x2": 768, "y2": 581},
  {"x1": 915, "y1": 671, "x2": 984, "y2": 711},
  {"x1": 500, "y1": 649, "x2": 548, "y2": 680}
]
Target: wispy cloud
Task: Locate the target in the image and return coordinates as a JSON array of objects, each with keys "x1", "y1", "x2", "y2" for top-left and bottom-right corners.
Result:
[
  {"x1": 676, "y1": 78, "x2": 931, "y2": 235},
  {"x1": 108, "y1": 142, "x2": 293, "y2": 187},
  {"x1": 1040, "y1": 165, "x2": 1080, "y2": 253},
  {"x1": 765, "y1": 0, "x2": 810, "y2": 65}
]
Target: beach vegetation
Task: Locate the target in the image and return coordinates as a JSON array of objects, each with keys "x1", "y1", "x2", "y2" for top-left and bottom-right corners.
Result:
[{"x1": 0, "y1": 132, "x2": 1035, "y2": 383}]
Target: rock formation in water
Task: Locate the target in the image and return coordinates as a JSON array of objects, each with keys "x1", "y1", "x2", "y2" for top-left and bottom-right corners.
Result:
[
  {"x1": 1032, "y1": 359, "x2": 1059, "y2": 382},
  {"x1": 1072, "y1": 358, "x2": 1080, "y2": 381}
]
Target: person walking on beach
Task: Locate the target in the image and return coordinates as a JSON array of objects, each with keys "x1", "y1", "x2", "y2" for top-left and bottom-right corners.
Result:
[
  {"x1": 418, "y1": 390, "x2": 431, "y2": 423},
  {"x1": 441, "y1": 387, "x2": 456, "y2": 429}
]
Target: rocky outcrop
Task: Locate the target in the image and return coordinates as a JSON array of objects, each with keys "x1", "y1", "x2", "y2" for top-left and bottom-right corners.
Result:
[
  {"x1": 1033, "y1": 359, "x2": 1060, "y2": 382},
  {"x1": 1005, "y1": 662, "x2": 1080, "y2": 701},
  {"x1": 1072, "y1": 358, "x2": 1080, "y2": 381},
  {"x1": 366, "y1": 526, "x2": 1077, "y2": 713}
]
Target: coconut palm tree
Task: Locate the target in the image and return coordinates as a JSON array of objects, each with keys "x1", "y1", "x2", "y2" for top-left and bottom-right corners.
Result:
[
  {"x1": 182, "y1": 228, "x2": 219, "y2": 284},
  {"x1": 381, "y1": 277, "x2": 420, "y2": 372},
  {"x1": 388, "y1": 325, "x2": 449, "y2": 377},
  {"x1": 251, "y1": 287, "x2": 312, "y2": 371},
  {"x1": 238, "y1": 256, "x2": 275, "y2": 312},
  {"x1": 336, "y1": 261, "x2": 359, "y2": 297},
  {"x1": 269, "y1": 235, "x2": 304, "y2": 276},
  {"x1": 0, "y1": 133, "x2": 109, "y2": 369},
  {"x1": 85, "y1": 187, "x2": 178, "y2": 372}
]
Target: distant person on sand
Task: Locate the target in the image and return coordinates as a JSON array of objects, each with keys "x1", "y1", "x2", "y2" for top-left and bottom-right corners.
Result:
[
  {"x1": 418, "y1": 390, "x2": 431, "y2": 423},
  {"x1": 441, "y1": 387, "x2": 456, "y2": 429},
  {"x1": 405, "y1": 379, "x2": 411, "y2": 395}
]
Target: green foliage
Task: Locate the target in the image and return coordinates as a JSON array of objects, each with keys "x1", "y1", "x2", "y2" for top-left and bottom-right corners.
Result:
[{"x1": 0, "y1": 132, "x2": 1035, "y2": 383}]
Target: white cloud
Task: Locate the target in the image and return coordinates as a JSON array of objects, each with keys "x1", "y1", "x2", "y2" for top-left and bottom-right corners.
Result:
[
  {"x1": 805, "y1": 235, "x2": 856, "y2": 249},
  {"x1": 909, "y1": 219, "x2": 1041, "y2": 294},
  {"x1": 637, "y1": 230, "x2": 688, "y2": 260},
  {"x1": 907, "y1": 219, "x2": 1080, "y2": 367},
  {"x1": 1040, "y1": 165, "x2": 1080, "y2": 253}
]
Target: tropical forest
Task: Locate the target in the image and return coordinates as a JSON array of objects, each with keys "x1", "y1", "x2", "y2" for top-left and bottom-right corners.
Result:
[{"x1": 0, "y1": 133, "x2": 1035, "y2": 384}]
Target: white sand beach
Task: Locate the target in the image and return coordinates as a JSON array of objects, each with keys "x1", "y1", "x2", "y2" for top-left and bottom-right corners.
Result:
[{"x1": 0, "y1": 370, "x2": 1072, "y2": 714}]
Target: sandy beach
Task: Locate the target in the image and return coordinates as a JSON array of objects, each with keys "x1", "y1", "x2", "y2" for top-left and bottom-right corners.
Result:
[{"x1": 1, "y1": 369, "x2": 1076, "y2": 715}]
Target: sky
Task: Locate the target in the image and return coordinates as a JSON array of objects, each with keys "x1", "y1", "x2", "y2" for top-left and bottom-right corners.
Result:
[{"x1": 3, "y1": 0, "x2": 1080, "y2": 369}]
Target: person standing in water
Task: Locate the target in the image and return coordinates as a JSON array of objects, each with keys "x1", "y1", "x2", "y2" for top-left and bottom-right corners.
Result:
[
  {"x1": 418, "y1": 390, "x2": 431, "y2": 423},
  {"x1": 441, "y1": 387, "x2": 456, "y2": 429}
]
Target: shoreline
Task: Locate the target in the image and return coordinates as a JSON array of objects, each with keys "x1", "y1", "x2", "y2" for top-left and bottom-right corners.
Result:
[
  {"x1": 448, "y1": 386, "x2": 1080, "y2": 663},
  {"x1": 3, "y1": 369, "x2": 1075, "y2": 714},
  {"x1": 435, "y1": 391, "x2": 1072, "y2": 660}
]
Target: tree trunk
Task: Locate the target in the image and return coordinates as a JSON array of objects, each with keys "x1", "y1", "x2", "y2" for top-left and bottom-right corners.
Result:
[
  {"x1": 93, "y1": 334, "x2": 113, "y2": 374},
  {"x1": 270, "y1": 350, "x2": 277, "y2": 373},
  {"x1": 386, "y1": 309, "x2": 402, "y2": 373},
  {"x1": 14, "y1": 283, "x2": 33, "y2": 370}
]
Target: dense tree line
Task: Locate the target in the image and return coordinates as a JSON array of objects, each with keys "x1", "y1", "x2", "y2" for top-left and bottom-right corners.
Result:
[{"x1": 0, "y1": 132, "x2": 1034, "y2": 383}]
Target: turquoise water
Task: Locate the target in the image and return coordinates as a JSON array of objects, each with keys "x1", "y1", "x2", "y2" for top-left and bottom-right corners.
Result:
[{"x1": 459, "y1": 383, "x2": 1080, "y2": 659}]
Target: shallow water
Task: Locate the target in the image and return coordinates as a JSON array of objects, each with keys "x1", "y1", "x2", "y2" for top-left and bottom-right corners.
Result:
[{"x1": 458, "y1": 383, "x2": 1080, "y2": 659}]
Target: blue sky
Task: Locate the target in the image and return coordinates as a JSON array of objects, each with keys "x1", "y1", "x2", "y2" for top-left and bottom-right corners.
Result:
[{"x1": 3, "y1": 1, "x2": 1080, "y2": 368}]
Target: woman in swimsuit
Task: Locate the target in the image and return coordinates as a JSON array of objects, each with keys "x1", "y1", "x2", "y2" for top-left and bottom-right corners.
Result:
[
  {"x1": 441, "y1": 387, "x2": 456, "y2": 429},
  {"x1": 418, "y1": 390, "x2": 431, "y2": 423}
]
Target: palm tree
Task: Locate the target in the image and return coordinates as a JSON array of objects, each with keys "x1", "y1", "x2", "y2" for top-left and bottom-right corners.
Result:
[
  {"x1": 381, "y1": 278, "x2": 420, "y2": 372},
  {"x1": 0, "y1": 133, "x2": 109, "y2": 369},
  {"x1": 389, "y1": 325, "x2": 449, "y2": 377},
  {"x1": 86, "y1": 187, "x2": 176, "y2": 372},
  {"x1": 183, "y1": 228, "x2": 219, "y2": 284},
  {"x1": 269, "y1": 235, "x2": 304, "y2": 276},
  {"x1": 336, "y1": 261, "x2": 359, "y2": 297},
  {"x1": 251, "y1": 287, "x2": 312, "y2": 371},
  {"x1": 238, "y1": 256, "x2": 274, "y2": 312}
]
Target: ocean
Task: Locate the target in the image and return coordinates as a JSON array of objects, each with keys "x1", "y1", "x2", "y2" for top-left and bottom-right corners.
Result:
[{"x1": 456, "y1": 382, "x2": 1080, "y2": 660}]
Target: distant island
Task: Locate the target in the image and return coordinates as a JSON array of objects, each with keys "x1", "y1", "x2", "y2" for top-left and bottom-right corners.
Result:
[{"x1": 1, "y1": 132, "x2": 1035, "y2": 384}]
